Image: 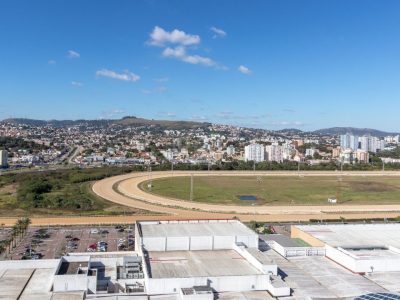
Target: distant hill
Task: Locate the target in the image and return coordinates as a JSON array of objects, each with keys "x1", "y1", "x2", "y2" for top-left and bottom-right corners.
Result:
[
  {"x1": 1, "y1": 116, "x2": 211, "y2": 130},
  {"x1": 313, "y1": 127, "x2": 398, "y2": 137},
  {"x1": 275, "y1": 128, "x2": 304, "y2": 135},
  {"x1": 114, "y1": 116, "x2": 211, "y2": 130}
]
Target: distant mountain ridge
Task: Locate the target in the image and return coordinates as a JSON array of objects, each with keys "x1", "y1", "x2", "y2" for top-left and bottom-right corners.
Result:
[
  {"x1": 313, "y1": 127, "x2": 399, "y2": 137},
  {"x1": 1, "y1": 118, "x2": 397, "y2": 136},
  {"x1": 1, "y1": 116, "x2": 211, "y2": 130}
]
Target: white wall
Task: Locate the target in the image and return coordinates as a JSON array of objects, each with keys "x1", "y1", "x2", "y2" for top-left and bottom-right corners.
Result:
[
  {"x1": 213, "y1": 236, "x2": 235, "y2": 249},
  {"x1": 167, "y1": 237, "x2": 190, "y2": 251},
  {"x1": 190, "y1": 236, "x2": 213, "y2": 250},
  {"x1": 143, "y1": 237, "x2": 166, "y2": 251},
  {"x1": 53, "y1": 274, "x2": 88, "y2": 292},
  {"x1": 146, "y1": 275, "x2": 269, "y2": 295},
  {"x1": 233, "y1": 243, "x2": 277, "y2": 275}
]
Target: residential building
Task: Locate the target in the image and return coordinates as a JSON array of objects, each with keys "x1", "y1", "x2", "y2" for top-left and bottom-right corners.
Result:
[
  {"x1": 226, "y1": 145, "x2": 235, "y2": 156},
  {"x1": 265, "y1": 143, "x2": 283, "y2": 163},
  {"x1": 244, "y1": 143, "x2": 265, "y2": 162},
  {"x1": 356, "y1": 150, "x2": 369, "y2": 163},
  {"x1": 339, "y1": 149, "x2": 355, "y2": 164},
  {"x1": 0, "y1": 150, "x2": 8, "y2": 168},
  {"x1": 340, "y1": 133, "x2": 359, "y2": 151}
]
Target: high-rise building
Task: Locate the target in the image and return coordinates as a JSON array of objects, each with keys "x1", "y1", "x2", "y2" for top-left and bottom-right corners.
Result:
[
  {"x1": 226, "y1": 145, "x2": 235, "y2": 156},
  {"x1": 359, "y1": 135, "x2": 386, "y2": 153},
  {"x1": 265, "y1": 143, "x2": 283, "y2": 162},
  {"x1": 340, "y1": 133, "x2": 359, "y2": 151},
  {"x1": 244, "y1": 143, "x2": 265, "y2": 162},
  {"x1": 0, "y1": 150, "x2": 8, "y2": 168}
]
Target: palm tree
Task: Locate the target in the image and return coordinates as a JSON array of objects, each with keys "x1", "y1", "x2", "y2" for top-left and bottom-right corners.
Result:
[
  {"x1": 16, "y1": 219, "x2": 23, "y2": 242},
  {"x1": 11, "y1": 225, "x2": 18, "y2": 249},
  {"x1": 23, "y1": 217, "x2": 31, "y2": 237}
]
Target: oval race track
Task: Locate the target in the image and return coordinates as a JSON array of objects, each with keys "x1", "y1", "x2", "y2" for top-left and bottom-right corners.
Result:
[{"x1": 91, "y1": 170, "x2": 400, "y2": 222}]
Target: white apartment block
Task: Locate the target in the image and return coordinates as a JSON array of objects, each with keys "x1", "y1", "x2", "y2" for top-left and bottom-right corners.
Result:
[
  {"x1": 265, "y1": 143, "x2": 284, "y2": 163},
  {"x1": 226, "y1": 145, "x2": 235, "y2": 156},
  {"x1": 244, "y1": 143, "x2": 265, "y2": 162}
]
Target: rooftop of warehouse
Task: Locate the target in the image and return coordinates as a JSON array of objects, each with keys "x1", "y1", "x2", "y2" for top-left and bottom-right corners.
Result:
[
  {"x1": 139, "y1": 220, "x2": 257, "y2": 238},
  {"x1": 146, "y1": 249, "x2": 263, "y2": 278},
  {"x1": 294, "y1": 224, "x2": 400, "y2": 248}
]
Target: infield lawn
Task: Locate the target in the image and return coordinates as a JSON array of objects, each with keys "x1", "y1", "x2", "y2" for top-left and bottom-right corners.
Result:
[{"x1": 141, "y1": 175, "x2": 400, "y2": 205}]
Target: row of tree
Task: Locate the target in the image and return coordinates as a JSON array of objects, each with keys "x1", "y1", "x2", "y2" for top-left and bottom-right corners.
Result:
[{"x1": 0, "y1": 217, "x2": 31, "y2": 256}]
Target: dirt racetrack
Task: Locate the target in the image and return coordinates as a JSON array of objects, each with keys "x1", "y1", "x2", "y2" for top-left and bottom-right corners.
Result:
[
  {"x1": 2, "y1": 170, "x2": 400, "y2": 226},
  {"x1": 92, "y1": 170, "x2": 400, "y2": 222}
]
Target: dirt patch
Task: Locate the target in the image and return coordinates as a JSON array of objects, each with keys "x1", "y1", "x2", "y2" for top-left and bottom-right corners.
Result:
[
  {"x1": 0, "y1": 183, "x2": 18, "y2": 195},
  {"x1": 348, "y1": 181, "x2": 397, "y2": 192}
]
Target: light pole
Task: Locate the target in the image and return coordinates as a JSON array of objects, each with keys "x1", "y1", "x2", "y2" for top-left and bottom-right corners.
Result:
[
  {"x1": 190, "y1": 173, "x2": 194, "y2": 201},
  {"x1": 148, "y1": 165, "x2": 152, "y2": 192}
]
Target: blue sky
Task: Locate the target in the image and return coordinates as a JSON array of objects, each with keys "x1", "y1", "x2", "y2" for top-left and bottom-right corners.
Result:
[{"x1": 1, "y1": 0, "x2": 400, "y2": 131}]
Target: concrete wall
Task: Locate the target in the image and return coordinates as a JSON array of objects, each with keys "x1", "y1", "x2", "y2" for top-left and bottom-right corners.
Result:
[
  {"x1": 167, "y1": 237, "x2": 190, "y2": 251},
  {"x1": 236, "y1": 235, "x2": 258, "y2": 248},
  {"x1": 190, "y1": 236, "x2": 213, "y2": 250},
  {"x1": 146, "y1": 275, "x2": 269, "y2": 295},
  {"x1": 142, "y1": 237, "x2": 166, "y2": 251},
  {"x1": 0, "y1": 259, "x2": 59, "y2": 270},
  {"x1": 265, "y1": 240, "x2": 325, "y2": 258},
  {"x1": 326, "y1": 245, "x2": 400, "y2": 273},
  {"x1": 233, "y1": 243, "x2": 277, "y2": 275},
  {"x1": 213, "y1": 236, "x2": 236, "y2": 249},
  {"x1": 53, "y1": 274, "x2": 88, "y2": 292}
]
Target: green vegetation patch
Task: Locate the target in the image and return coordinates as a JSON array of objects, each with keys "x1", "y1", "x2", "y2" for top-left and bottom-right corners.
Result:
[
  {"x1": 144, "y1": 175, "x2": 400, "y2": 205},
  {"x1": 0, "y1": 166, "x2": 147, "y2": 216}
]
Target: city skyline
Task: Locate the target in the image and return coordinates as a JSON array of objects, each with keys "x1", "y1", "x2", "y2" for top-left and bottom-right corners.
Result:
[{"x1": 1, "y1": 1, "x2": 400, "y2": 131}]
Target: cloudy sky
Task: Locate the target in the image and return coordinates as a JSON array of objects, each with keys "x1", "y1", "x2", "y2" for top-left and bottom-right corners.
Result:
[{"x1": 1, "y1": 0, "x2": 400, "y2": 131}]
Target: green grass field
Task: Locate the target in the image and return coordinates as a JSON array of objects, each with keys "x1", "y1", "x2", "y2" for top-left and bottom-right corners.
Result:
[{"x1": 143, "y1": 176, "x2": 400, "y2": 205}]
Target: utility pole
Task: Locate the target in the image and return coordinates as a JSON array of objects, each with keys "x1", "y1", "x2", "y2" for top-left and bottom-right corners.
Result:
[
  {"x1": 148, "y1": 165, "x2": 152, "y2": 191},
  {"x1": 382, "y1": 161, "x2": 385, "y2": 172},
  {"x1": 190, "y1": 173, "x2": 194, "y2": 201},
  {"x1": 297, "y1": 160, "x2": 300, "y2": 176}
]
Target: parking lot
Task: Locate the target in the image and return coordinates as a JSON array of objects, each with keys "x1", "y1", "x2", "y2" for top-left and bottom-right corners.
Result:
[{"x1": 1, "y1": 225, "x2": 135, "y2": 260}]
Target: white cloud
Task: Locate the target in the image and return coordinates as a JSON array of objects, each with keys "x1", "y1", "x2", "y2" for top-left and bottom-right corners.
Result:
[
  {"x1": 210, "y1": 26, "x2": 227, "y2": 38},
  {"x1": 238, "y1": 65, "x2": 251, "y2": 74},
  {"x1": 48, "y1": 60, "x2": 56, "y2": 65},
  {"x1": 71, "y1": 81, "x2": 83, "y2": 87},
  {"x1": 149, "y1": 26, "x2": 200, "y2": 46},
  {"x1": 67, "y1": 50, "x2": 80, "y2": 58},
  {"x1": 96, "y1": 69, "x2": 140, "y2": 82},
  {"x1": 162, "y1": 46, "x2": 215, "y2": 67}
]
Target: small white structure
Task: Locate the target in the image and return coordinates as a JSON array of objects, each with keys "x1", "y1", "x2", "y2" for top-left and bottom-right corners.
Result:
[
  {"x1": 292, "y1": 224, "x2": 400, "y2": 273},
  {"x1": 328, "y1": 198, "x2": 337, "y2": 204}
]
